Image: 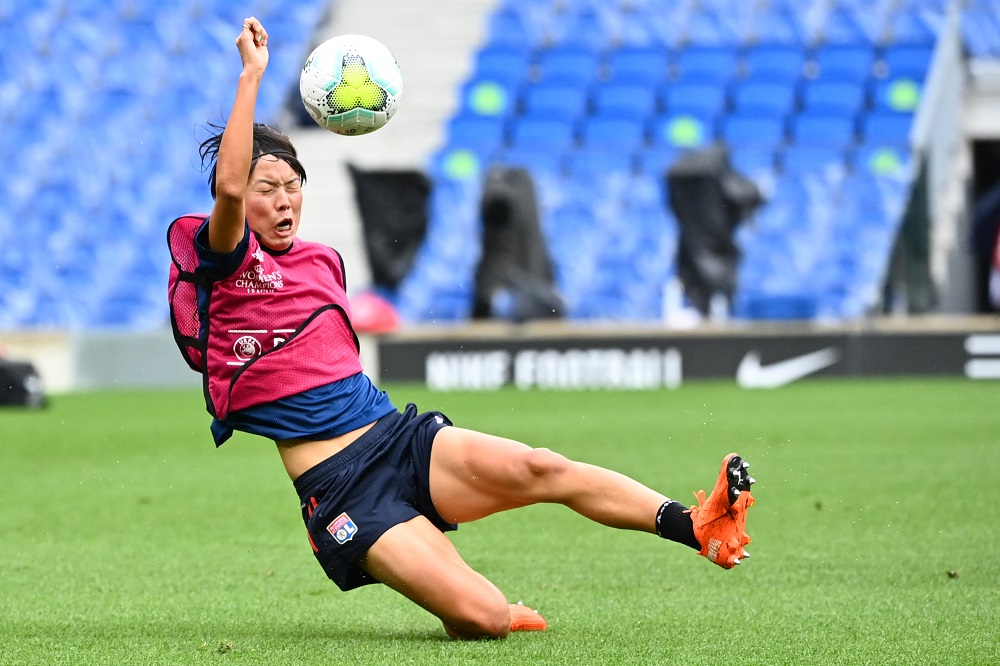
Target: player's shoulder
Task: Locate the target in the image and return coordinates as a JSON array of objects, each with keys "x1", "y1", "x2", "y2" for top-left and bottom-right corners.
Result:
[
  {"x1": 168, "y1": 213, "x2": 209, "y2": 234},
  {"x1": 293, "y1": 238, "x2": 343, "y2": 260},
  {"x1": 292, "y1": 237, "x2": 324, "y2": 249}
]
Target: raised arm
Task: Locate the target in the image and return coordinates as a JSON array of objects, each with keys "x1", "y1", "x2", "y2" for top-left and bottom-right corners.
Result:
[{"x1": 208, "y1": 17, "x2": 269, "y2": 253}]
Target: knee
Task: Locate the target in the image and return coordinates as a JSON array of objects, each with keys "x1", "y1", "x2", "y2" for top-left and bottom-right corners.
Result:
[
  {"x1": 522, "y1": 447, "x2": 572, "y2": 481},
  {"x1": 447, "y1": 599, "x2": 511, "y2": 640}
]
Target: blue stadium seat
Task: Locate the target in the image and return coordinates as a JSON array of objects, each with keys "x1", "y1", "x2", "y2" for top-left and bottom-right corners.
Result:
[
  {"x1": 428, "y1": 147, "x2": 486, "y2": 182},
  {"x1": 839, "y1": 172, "x2": 906, "y2": 224},
  {"x1": 164, "y1": 84, "x2": 213, "y2": 124},
  {"x1": 659, "y1": 82, "x2": 728, "y2": 117},
  {"x1": 536, "y1": 46, "x2": 601, "y2": 85},
  {"x1": 789, "y1": 114, "x2": 857, "y2": 149},
  {"x1": 649, "y1": 112, "x2": 717, "y2": 149},
  {"x1": 520, "y1": 83, "x2": 590, "y2": 119},
  {"x1": 548, "y1": 7, "x2": 615, "y2": 50},
  {"x1": 47, "y1": 21, "x2": 105, "y2": 75},
  {"x1": 457, "y1": 79, "x2": 517, "y2": 118},
  {"x1": 859, "y1": 111, "x2": 913, "y2": 146},
  {"x1": 493, "y1": 1, "x2": 554, "y2": 31},
  {"x1": 509, "y1": 115, "x2": 577, "y2": 153},
  {"x1": 101, "y1": 41, "x2": 162, "y2": 92},
  {"x1": 742, "y1": 44, "x2": 806, "y2": 84},
  {"x1": 637, "y1": 1, "x2": 696, "y2": 49},
  {"x1": 0, "y1": 20, "x2": 34, "y2": 62},
  {"x1": 565, "y1": 149, "x2": 635, "y2": 182},
  {"x1": 811, "y1": 45, "x2": 876, "y2": 84},
  {"x1": 870, "y1": 77, "x2": 923, "y2": 113},
  {"x1": 819, "y1": 7, "x2": 874, "y2": 45},
  {"x1": 884, "y1": 8, "x2": 937, "y2": 46},
  {"x1": 747, "y1": 193, "x2": 805, "y2": 234},
  {"x1": 614, "y1": 10, "x2": 660, "y2": 48},
  {"x1": 674, "y1": 46, "x2": 738, "y2": 85},
  {"x1": 781, "y1": 146, "x2": 847, "y2": 175},
  {"x1": 799, "y1": 80, "x2": 866, "y2": 116},
  {"x1": 635, "y1": 147, "x2": 683, "y2": 178},
  {"x1": 737, "y1": 293, "x2": 818, "y2": 320},
  {"x1": 446, "y1": 114, "x2": 507, "y2": 155},
  {"x1": 729, "y1": 147, "x2": 778, "y2": 178},
  {"x1": 605, "y1": 46, "x2": 671, "y2": 85},
  {"x1": 684, "y1": 9, "x2": 743, "y2": 46},
  {"x1": 730, "y1": 81, "x2": 797, "y2": 117},
  {"x1": 759, "y1": 0, "x2": 820, "y2": 37},
  {"x1": 492, "y1": 148, "x2": 565, "y2": 177},
  {"x1": 578, "y1": 115, "x2": 646, "y2": 152},
  {"x1": 111, "y1": 14, "x2": 163, "y2": 55},
  {"x1": 546, "y1": 201, "x2": 600, "y2": 237},
  {"x1": 850, "y1": 144, "x2": 912, "y2": 177},
  {"x1": 471, "y1": 46, "x2": 531, "y2": 88},
  {"x1": 590, "y1": 82, "x2": 658, "y2": 119},
  {"x1": 880, "y1": 45, "x2": 934, "y2": 80},
  {"x1": 33, "y1": 182, "x2": 80, "y2": 230},
  {"x1": 487, "y1": 6, "x2": 550, "y2": 48},
  {"x1": 719, "y1": 114, "x2": 787, "y2": 150},
  {"x1": 9, "y1": 86, "x2": 65, "y2": 126},
  {"x1": 748, "y1": 7, "x2": 805, "y2": 46}
]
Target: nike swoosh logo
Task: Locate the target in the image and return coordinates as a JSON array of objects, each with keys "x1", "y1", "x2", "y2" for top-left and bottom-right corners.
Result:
[{"x1": 736, "y1": 347, "x2": 840, "y2": 388}]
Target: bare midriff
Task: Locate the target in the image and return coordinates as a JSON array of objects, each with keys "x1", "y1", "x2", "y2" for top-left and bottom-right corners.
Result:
[{"x1": 275, "y1": 421, "x2": 377, "y2": 481}]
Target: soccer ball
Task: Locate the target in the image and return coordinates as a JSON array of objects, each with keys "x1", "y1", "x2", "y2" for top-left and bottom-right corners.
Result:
[{"x1": 299, "y1": 34, "x2": 403, "y2": 135}]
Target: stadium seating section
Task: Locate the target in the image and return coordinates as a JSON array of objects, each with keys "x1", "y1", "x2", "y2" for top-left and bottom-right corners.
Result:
[
  {"x1": 404, "y1": 0, "x2": 987, "y2": 324},
  {"x1": 0, "y1": 0, "x2": 327, "y2": 329},
  {"x1": 1, "y1": 0, "x2": 998, "y2": 329}
]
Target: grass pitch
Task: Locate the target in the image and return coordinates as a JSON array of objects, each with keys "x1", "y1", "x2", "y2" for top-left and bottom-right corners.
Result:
[{"x1": 2, "y1": 378, "x2": 998, "y2": 665}]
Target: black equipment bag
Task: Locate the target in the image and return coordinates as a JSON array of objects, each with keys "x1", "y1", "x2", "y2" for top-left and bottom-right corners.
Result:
[{"x1": 0, "y1": 358, "x2": 46, "y2": 408}]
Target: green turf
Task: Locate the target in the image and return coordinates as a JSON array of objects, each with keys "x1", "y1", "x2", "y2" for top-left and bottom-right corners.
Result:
[{"x1": 2, "y1": 379, "x2": 998, "y2": 665}]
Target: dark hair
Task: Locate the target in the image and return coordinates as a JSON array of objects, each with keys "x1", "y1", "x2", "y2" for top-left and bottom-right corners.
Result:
[{"x1": 198, "y1": 122, "x2": 308, "y2": 199}]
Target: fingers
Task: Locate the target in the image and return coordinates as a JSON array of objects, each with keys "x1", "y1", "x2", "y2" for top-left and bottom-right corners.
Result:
[{"x1": 241, "y1": 16, "x2": 268, "y2": 46}]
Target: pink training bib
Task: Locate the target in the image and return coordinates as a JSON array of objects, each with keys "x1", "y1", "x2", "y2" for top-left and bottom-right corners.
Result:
[{"x1": 167, "y1": 214, "x2": 363, "y2": 419}]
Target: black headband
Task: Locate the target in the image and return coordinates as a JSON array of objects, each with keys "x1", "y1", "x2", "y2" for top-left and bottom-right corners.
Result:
[{"x1": 252, "y1": 149, "x2": 298, "y2": 163}]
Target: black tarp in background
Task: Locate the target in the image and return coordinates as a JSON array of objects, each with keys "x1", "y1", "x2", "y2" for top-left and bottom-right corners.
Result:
[
  {"x1": 347, "y1": 164, "x2": 431, "y2": 291},
  {"x1": 667, "y1": 144, "x2": 764, "y2": 315},
  {"x1": 472, "y1": 166, "x2": 564, "y2": 322},
  {"x1": 889, "y1": 152, "x2": 937, "y2": 314},
  {"x1": 0, "y1": 359, "x2": 46, "y2": 408}
]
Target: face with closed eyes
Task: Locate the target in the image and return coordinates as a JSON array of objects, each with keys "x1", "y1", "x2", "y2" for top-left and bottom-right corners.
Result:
[{"x1": 244, "y1": 155, "x2": 303, "y2": 251}]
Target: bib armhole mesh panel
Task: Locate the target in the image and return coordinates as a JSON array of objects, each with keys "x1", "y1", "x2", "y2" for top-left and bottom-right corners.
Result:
[{"x1": 167, "y1": 215, "x2": 210, "y2": 372}]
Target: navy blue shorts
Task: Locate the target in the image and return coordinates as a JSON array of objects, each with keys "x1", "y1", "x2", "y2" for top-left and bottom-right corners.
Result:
[{"x1": 293, "y1": 403, "x2": 456, "y2": 591}]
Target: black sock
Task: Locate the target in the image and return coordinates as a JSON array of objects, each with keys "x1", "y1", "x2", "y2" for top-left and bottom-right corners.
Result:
[{"x1": 655, "y1": 500, "x2": 701, "y2": 551}]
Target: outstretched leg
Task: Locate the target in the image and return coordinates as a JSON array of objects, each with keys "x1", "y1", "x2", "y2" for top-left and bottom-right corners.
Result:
[
  {"x1": 428, "y1": 428, "x2": 755, "y2": 567},
  {"x1": 428, "y1": 426, "x2": 669, "y2": 529}
]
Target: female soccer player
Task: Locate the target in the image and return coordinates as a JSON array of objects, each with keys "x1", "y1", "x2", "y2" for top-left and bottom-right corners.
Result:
[{"x1": 168, "y1": 17, "x2": 755, "y2": 640}]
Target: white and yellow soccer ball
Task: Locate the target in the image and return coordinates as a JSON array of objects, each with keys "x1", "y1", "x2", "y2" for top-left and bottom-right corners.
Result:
[{"x1": 299, "y1": 34, "x2": 403, "y2": 135}]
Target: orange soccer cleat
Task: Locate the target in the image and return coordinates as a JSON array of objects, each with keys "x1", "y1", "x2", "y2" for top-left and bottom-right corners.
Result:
[
  {"x1": 689, "y1": 453, "x2": 756, "y2": 569},
  {"x1": 509, "y1": 602, "x2": 548, "y2": 632}
]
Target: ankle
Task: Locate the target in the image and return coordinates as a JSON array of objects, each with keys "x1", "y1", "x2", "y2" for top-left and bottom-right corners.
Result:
[{"x1": 655, "y1": 500, "x2": 701, "y2": 550}]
